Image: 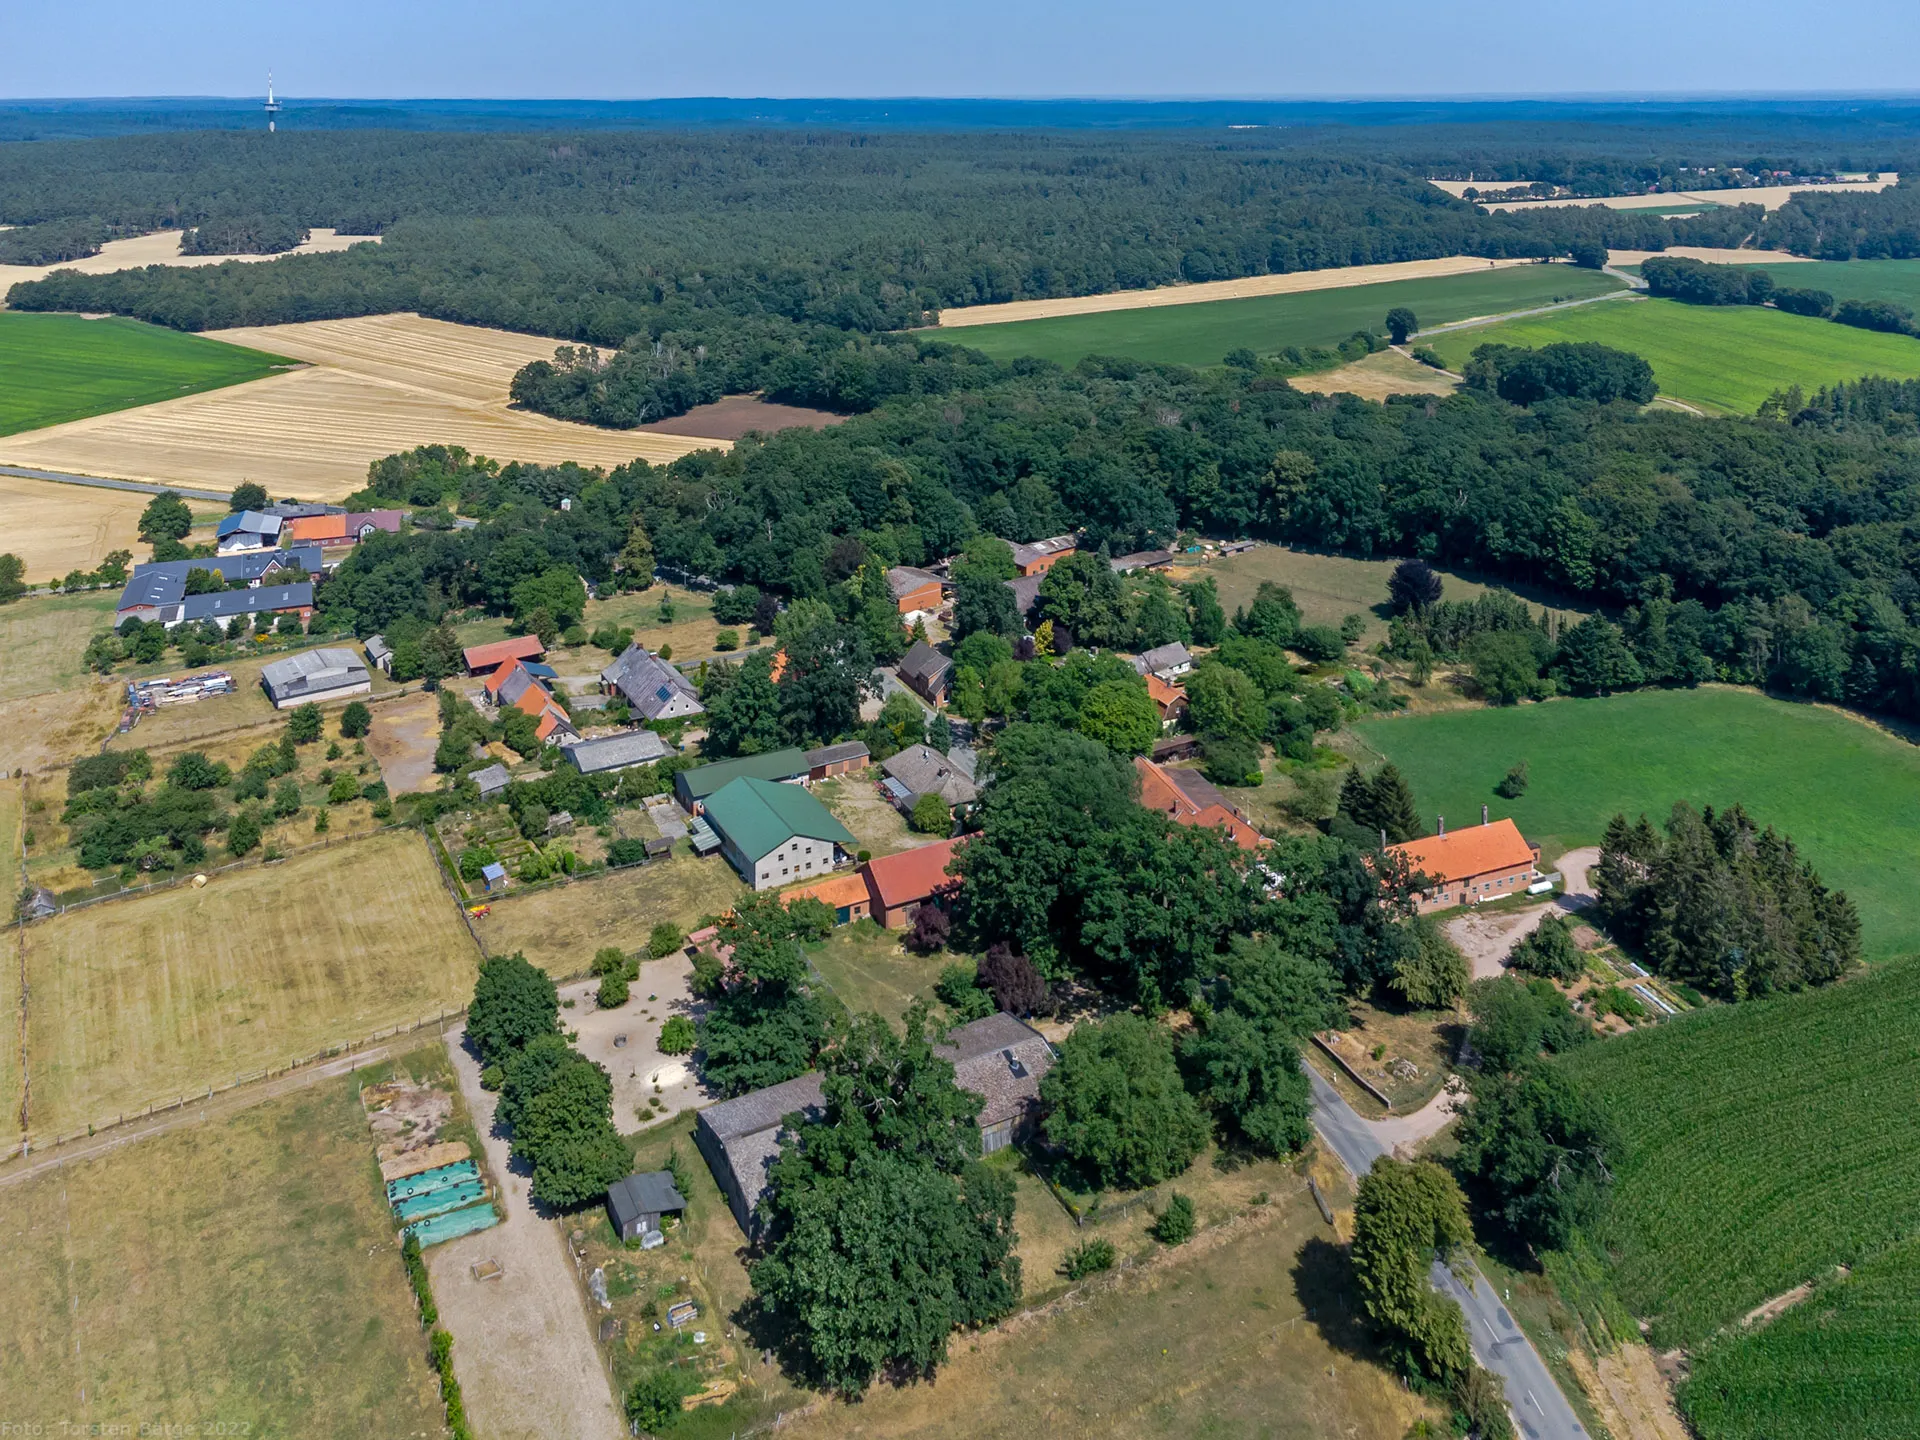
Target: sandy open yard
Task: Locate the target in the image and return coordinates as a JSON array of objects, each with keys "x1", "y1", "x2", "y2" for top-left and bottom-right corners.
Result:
[
  {"x1": 16, "y1": 829, "x2": 479, "y2": 1138},
  {"x1": 0, "y1": 313, "x2": 731, "y2": 499},
  {"x1": 934, "y1": 256, "x2": 1536, "y2": 328},
  {"x1": 0, "y1": 227, "x2": 381, "y2": 304},
  {"x1": 1290, "y1": 348, "x2": 1459, "y2": 402}
]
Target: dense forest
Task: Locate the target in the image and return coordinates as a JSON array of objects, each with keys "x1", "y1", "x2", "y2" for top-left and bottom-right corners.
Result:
[
  {"x1": 313, "y1": 337, "x2": 1920, "y2": 725},
  {"x1": 0, "y1": 126, "x2": 1867, "y2": 342}
]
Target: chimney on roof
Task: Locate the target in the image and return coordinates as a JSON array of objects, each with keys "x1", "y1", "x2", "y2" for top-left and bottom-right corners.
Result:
[
  {"x1": 1483, "y1": 804, "x2": 1489, "y2": 826},
  {"x1": 1438, "y1": 815, "x2": 1445, "y2": 836}
]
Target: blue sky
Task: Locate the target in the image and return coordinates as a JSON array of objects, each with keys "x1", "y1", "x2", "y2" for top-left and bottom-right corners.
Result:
[{"x1": 7, "y1": 0, "x2": 1919, "y2": 99}]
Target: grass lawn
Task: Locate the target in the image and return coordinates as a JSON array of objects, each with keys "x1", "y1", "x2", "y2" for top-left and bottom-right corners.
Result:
[
  {"x1": 1186, "y1": 542, "x2": 1587, "y2": 647},
  {"x1": 1353, "y1": 686, "x2": 1920, "y2": 959},
  {"x1": 813, "y1": 771, "x2": 932, "y2": 858},
  {"x1": 0, "y1": 312, "x2": 291, "y2": 436},
  {"x1": 0, "y1": 1054, "x2": 445, "y2": 1434},
  {"x1": 19, "y1": 829, "x2": 478, "y2": 1137},
  {"x1": 950, "y1": 265, "x2": 1625, "y2": 368},
  {"x1": 473, "y1": 852, "x2": 746, "y2": 978},
  {"x1": 806, "y1": 919, "x2": 952, "y2": 1023},
  {"x1": 0, "y1": 589, "x2": 119, "y2": 702},
  {"x1": 1428, "y1": 295, "x2": 1920, "y2": 413}
]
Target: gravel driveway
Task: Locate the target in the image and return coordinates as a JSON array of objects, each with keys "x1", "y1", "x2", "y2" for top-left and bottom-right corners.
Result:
[
  {"x1": 1444, "y1": 846, "x2": 1600, "y2": 979},
  {"x1": 428, "y1": 1030, "x2": 624, "y2": 1440}
]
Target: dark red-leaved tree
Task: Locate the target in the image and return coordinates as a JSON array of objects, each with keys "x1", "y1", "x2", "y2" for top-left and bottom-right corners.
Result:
[
  {"x1": 977, "y1": 943, "x2": 1050, "y2": 1017},
  {"x1": 904, "y1": 903, "x2": 952, "y2": 955}
]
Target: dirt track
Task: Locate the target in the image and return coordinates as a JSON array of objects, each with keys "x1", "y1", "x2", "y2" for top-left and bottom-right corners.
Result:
[
  {"x1": 934, "y1": 256, "x2": 1536, "y2": 328},
  {"x1": 1444, "y1": 847, "x2": 1599, "y2": 980},
  {"x1": 1, "y1": 313, "x2": 727, "y2": 498},
  {"x1": 428, "y1": 1028, "x2": 624, "y2": 1440}
]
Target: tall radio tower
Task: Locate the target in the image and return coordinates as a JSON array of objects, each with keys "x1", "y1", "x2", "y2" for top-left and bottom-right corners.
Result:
[{"x1": 263, "y1": 72, "x2": 282, "y2": 132}]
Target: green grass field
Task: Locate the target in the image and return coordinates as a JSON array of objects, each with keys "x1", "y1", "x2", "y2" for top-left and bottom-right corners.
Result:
[
  {"x1": 0, "y1": 1053, "x2": 446, "y2": 1433},
  {"x1": 1679, "y1": 1235, "x2": 1920, "y2": 1440},
  {"x1": 1726, "y1": 257, "x2": 1920, "y2": 311},
  {"x1": 1353, "y1": 687, "x2": 1920, "y2": 959},
  {"x1": 0, "y1": 312, "x2": 291, "y2": 436},
  {"x1": 1555, "y1": 958, "x2": 1920, "y2": 1436},
  {"x1": 948, "y1": 266, "x2": 1626, "y2": 369},
  {"x1": 1428, "y1": 295, "x2": 1920, "y2": 413}
]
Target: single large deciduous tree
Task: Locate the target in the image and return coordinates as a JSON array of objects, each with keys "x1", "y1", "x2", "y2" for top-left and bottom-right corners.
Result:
[
  {"x1": 467, "y1": 951, "x2": 560, "y2": 1067},
  {"x1": 1350, "y1": 1157, "x2": 1474, "y2": 1381},
  {"x1": 1041, "y1": 1014, "x2": 1208, "y2": 1189},
  {"x1": 753, "y1": 1008, "x2": 1020, "y2": 1394},
  {"x1": 1384, "y1": 307, "x2": 1419, "y2": 344}
]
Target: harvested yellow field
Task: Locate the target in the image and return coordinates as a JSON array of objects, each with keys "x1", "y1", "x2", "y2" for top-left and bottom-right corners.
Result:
[
  {"x1": 20, "y1": 829, "x2": 479, "y2": 1137},
  {"x1": 934, "y1": 256, "x2": 1537, "y2": 328},
  {"x1": 1290, "y1": 348, "x2": 1459, "y2": 402},
  {"x1": 0, "y1": 228, "x2": 380, "y2": 305},
  {"x1": 1485, "y1": 177, "x2": 1897, "y2": 213},
  {"x1": 0, "y1": 313, "x2": 729, "y2": 499},
  {"x1": 0, "y1": 474, "x2": 223, "y2": 580},
  {"x1": 1608, "y1": 246, "x2": 1816, "y2": 267}
]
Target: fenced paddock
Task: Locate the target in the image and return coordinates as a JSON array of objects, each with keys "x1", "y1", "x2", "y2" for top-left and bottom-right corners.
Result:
[{"x1": 12, "y1": 828, "x2": 479, "y2": 1139}]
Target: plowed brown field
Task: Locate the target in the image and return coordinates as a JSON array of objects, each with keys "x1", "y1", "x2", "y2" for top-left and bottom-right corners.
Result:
[{"x1": 0, "y1": 313, "x2": 729, "y2": 498}]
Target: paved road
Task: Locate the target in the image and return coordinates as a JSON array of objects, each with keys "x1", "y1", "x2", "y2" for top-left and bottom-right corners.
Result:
[
  {"x1": 0, "y1": 463, "x2": 229, "y2": 502},
  {"x1": 1308, "y1": 1065, "x2": 1589, "y2": 1440}
]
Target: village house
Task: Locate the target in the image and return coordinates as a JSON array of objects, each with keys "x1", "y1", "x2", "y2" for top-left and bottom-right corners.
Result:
[
  {"x1": 484, "y1": 659, "x2": 577, "y2": 743},
  {"x1": 462, "y1": 635, "x2": 546, "y2": 677},
  {"x1": 880, "y1": 743, "x2": 979, "y2": 818},
  {"x1": 1132, "y1": 641, "x2": 1193, "y2": 682},
  {"x1": 1145, "y1": 672, "x2": 1188, "y2": 725},
  {"x1": 281, "y1": 509, "x2": 405, "y2": 558},
  {"x1": 860, "y1": 835, "x2": 965, "y2": 928},
  {"x1": 114, "y1": 547, "x2": 323, "y2": 625},
  {"x1": 1010, "y1": 535, "x2": 1077, "y2": 577},
  {"x1": 896, "y1": 640, "x2": 953, "y2": 705},
  {"x1": 1386, "y1": 816, "x2": 1541, "y2": 914},
  {"x1": 163, "y1": 582, "x2": 314, "y2": 634},
  {"x1": 260, "y1": 647, "x2": 371, "y2": 708},
  {"x1": 1004, "y1": 573, "x2": 1044, "y2": 629},
  {"x1": 601, "y1": 642, "x2": 704, "y2": 722},
  {"x1": 885, "y1": 565, "x2": 945, "y2": 616},
  {"x1": 700, "y1": 776, "x2": 856, "y2": 891},
  {"x1": 695, "y1": 1012, "x2": 1054, "y2": 1236},
  {"x1": 363, "y1": 635, "x2": 394, "y2": 675},
  {"x1": 1134, "y1": 756, "x2": 1262, "y2": 851}
]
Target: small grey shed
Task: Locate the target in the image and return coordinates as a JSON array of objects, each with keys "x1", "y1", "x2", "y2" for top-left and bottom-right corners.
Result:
[{"x1": 606, "y1": 1171, "x2": 688, "y2": 1242}]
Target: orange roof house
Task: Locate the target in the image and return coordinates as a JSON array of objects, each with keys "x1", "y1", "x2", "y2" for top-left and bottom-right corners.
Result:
[
  {"x1": 860, "y1": 836, "x2": 966, "y2": 928},
  {"x1": 1134, "y1": 756, "x2": 1261, "y2": 851},
  {"x1": 783, "y1": 871, "x2": 873, "y2": 924},
  {"x1": 463, "y1": 635, "x2": 546, "y2": 675},
  {"x1": 282, "y1": 510, "x2": 403, "y2": 550},
  {"x1": 1385, "y1": 818, "x2": 1540, "y2": 915},
  {"x1": 886, "y1": 566, "x2": 945, "y2": 616},
  {"x1": 1145, "y1": 672, "x2": 1188, "y2": 724}
]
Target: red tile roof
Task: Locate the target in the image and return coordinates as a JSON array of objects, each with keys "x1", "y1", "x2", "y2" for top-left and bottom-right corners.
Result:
[
  {"x1": 861, "y1": 837, "x2": 965, "y2": 912},
  {"x1": 463, "y1": 635, "x2": 546, "y2": 672},
  {"x1": 1134, "y1": 756, "x2": 1262, "y2": 851},
  {"x1": 1387, "y1": 819, "x2": 1535, "y2": 886}
]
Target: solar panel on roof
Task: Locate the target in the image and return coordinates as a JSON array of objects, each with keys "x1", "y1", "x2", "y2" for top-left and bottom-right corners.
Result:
[{"x1": 655, "y1": 685, "x2": 672, "y2": 702}]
